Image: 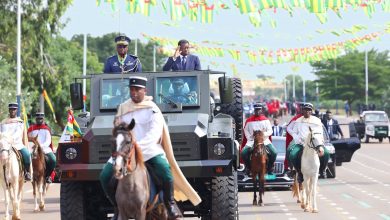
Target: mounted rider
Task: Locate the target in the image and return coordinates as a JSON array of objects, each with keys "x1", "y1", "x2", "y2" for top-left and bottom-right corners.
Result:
[
  {"x1": 99, "y1": 76, "x2": 201, "y2": 220},
  {"x1": 241, "y1": 102, "x2": 277, "y2": 176},
  {"x1": 286, "y1": 103, "x2": 330, "y2": 181},
  {"x1": 1, "y1": 103, "x2": 32, "y2": 181},
  {"x1": 27, "y1": 112, "x2": 56, "y2": 184}
]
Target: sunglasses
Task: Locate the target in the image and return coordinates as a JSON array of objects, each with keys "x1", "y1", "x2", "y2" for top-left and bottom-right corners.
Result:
[{"x1": 117, "y1": 45, "x2": 128, "y2": 48}]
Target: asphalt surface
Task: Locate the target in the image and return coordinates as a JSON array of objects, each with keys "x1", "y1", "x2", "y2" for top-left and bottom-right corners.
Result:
[{"x1": 1, "y1": 115, "x2": 390, "y2": 220}]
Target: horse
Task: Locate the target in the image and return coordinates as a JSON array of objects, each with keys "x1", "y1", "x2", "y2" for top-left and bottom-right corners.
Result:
[
  {"x1": 250, "y1": 130, "x2": 267, "y2": 206},
  {"x1": 112, "y1": 120, "x2": 168, "y2": 220},
  {"x1": 30, "y1": 136, "x2": 49, "y2": 212},
  {"x1": 0, "y1": 132, "x2": 24, "y2": 220},
  {"x1": 292, "y1": 126, "x2": 323, "y2": 213}
]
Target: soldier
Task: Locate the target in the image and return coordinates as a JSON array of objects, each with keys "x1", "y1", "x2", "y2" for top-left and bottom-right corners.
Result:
[
  {"x1": 240, "y1": 103, "x2": 277, "y2": 176},
  {"x1": 104, "y1": 34, "x2": 142, "y2": 73},
  {"x1": 27, "y1": 112, "x2": 56, "y2": 183},
  {"x1": 1, "y1": 103, "x2": 31, "y2": 181},
  {"x1": 286, "y1": 103, "x2": 330, "y2": 181},
  {"x1": 100, "y1": 76, "x2": 200, "y2": 220}
]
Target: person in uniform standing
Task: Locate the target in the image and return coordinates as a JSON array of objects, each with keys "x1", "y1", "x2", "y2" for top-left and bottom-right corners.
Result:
[
  {"x1": 99, "y1": 76, "x2": 200, "y2": 220},
  {"x1": 27, "y1": 112, "x2": 56, "y2": 184},
  {"x1": 104, "y1": 34, "x2": 142, "y2": 73},
  {"x1": 163, "y1": 39, "x2": 201, "y2": 71},
  {"x1": 287, "y1": 103, "x2": 330, "y2": 180},
  {"x1": 1, "y1": 103, "x2": 31, "y2": 181},
  {"x1": 240, "y1": 103, "x2": 277, "y2": 176}
]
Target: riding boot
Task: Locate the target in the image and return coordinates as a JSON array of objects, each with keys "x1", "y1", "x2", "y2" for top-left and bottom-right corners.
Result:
[
  {"x1": 163, "y1": 181, "x2": 181, "y2": 220},
  {"x1": 24, "y1": 169, "x2": 31, "y2": 181},
  {"x1": 107, "y1": 178, "x2": 119, "y2": 220}
]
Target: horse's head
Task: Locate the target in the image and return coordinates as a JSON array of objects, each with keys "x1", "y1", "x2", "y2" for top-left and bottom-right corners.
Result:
[
  {"x1": 29, "y1": 135, "x2": 41, "y2": 160},
  {"x1": 305, "y1": 126, "x2": 324, "y2": 154},
  {"x1": 0, "y1": 132, "x2": 13, "y2": 161},
  {"x1": 253, "y1": 130, "x2": 265, "y2": 154},
  {"x1": 112, "y1": 119, "x2": 136, "y2": 179}
]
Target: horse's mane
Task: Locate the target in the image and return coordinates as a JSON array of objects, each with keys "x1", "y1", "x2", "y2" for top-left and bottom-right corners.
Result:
[
  {"x1": 33, "y1": 140, "x2": 44, "y2": 157},
  {"x1": 132, "y1": 142, "x2": 145, "y2": 169}
]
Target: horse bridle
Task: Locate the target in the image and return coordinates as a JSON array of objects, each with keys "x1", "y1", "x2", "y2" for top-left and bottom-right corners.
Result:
[
  {"x1": 308, "y1": 132, "x2": 323, "y2": 154},
  {"x1": 112, "y1": 129, "x2": 137, "y2": 176}
]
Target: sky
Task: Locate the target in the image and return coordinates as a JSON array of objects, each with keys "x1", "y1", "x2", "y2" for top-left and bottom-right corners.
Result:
[{"x1": 60, "y1": 0, "x2": 390, "y2": 82}]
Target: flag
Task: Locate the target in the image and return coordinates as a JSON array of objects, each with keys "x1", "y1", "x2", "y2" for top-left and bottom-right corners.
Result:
[
  {"x1": 66, "y1": 109, "x2": 83, "y2": 138},
  {"x1": 188, "y1": 0, "x2": 199, "y2": 21},
  {"x1": 237, "y1": 0, "x2": 256, "y2": 14},
  {"x1": 258, "y1": 0, "x2": 274, "y2": 9},
  {"x1": 200, "y1": 3, "x2": 214, "y2": 23},
  {"x1": 309, "y1": 0, "x2": 326, "y2": 13},
  {"x1": 42, "y1": 89, "x2": 57, "y2": 123}
]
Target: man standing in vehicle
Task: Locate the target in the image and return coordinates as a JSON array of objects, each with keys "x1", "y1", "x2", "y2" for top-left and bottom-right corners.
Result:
[
  {"x1": 1, "y1": 103, "x2": 31, "y2": 181},
  {"x1": 104, "y1": 34, "x2": 142, "y2": 73},
  {"x1": 163, "y1": 39, "x2": 201, "y2": 71},
  {"x1": 241, "y1": 103, "x2": 277, "y2": 176},
  {"x1": 99, "y1": 76, "x2": 200, "y2": 220},
  {"x1": 27, "y1": 112, "x2": 56, "y2": 183},
  {"x1": 322, "y1": 110, "x2": 344, "y2": 141},
  {"x1": 287, "y1": 103, "x2": 330, "y2": 180}
]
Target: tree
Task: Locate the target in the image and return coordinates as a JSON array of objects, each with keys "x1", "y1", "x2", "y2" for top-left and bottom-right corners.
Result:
[{"x1": 311, "y1": 50, "x2": 390, "y2": 108}]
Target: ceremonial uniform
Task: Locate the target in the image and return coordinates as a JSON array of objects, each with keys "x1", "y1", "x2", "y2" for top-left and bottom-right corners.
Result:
[
  {"x1": 27, "y1": 113, "x2": 56, "y2": 183},
  {"x1": 284, "y1": 113, "x2": 302, "y2": 170},
  {"x1": 1, "y1": 103, "x2": 31, "y2": 181},
  {"x1": 240, "y1": 103, "x2": 277, "y2": 175},
  {"x1": 103, "y1": 34, "x2": 142, "y2": 73},
  {"x1": 103, "y1": 54, "x2": 142, "y2": 73},
  {"x1": 287, "y1": 103, "x2": 330, "y2": 180}
]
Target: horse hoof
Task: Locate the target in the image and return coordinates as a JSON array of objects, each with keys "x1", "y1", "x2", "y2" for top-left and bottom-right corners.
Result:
[
  {"x1": 297, "y1": 199, "x2": 301, "y2": 203},
  {"x1": 34, "y1": 208, "x2": 39, "y2": 212},
  {"x1": 304, "y1": 208, "x2": 310, "y2": 212},
  {"x1": 252, "y1": 200, "x2": 257, "y2": 206},
  {"x1": 258, "y1": 203, "x2": 264, "y2": 207},
  {"x1": 301, "y1": 204, "x2": 306, "y2": 209},
  {"x1": 39, "y1": 204, "x2": 45, "y2": 211},
  {"x1": 312, "y1": 209, "x2": 318, "y2": 213},
  {"x1": 11, "y1": 216, "x2": 20, "y2": 220}
]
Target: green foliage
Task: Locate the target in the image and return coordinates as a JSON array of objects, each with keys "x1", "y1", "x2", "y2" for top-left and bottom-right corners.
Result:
[
  {"x1": 71, "y1": 33, "x2": 166, "y2": 72},
  {"x1": 312, "y1": 50, "x2": 390, "y2": 108},
  {"x1": 285, "y1": 74, "x2": 317, "y2": 103}
]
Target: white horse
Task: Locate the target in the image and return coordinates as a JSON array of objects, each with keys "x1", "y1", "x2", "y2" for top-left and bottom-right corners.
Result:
[
  {"x1": 0, "y1": 133, "x2": 24, "y2": 220},
  {"x1": 299, "y1": 126, "x2": 324, "y2": 213}
]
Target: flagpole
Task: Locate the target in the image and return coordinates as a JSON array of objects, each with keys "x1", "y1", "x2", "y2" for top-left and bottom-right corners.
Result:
[
  {"x1": 134, "y1": 39, "x2": 138, "y2": 56},
  {"x1": 16, "y1": 0, "x2": 22, "y2": 116},
  {"x1": 153, "y1": 45, "x2": 156, "y2": 72},
  {"x1": 83, "y1": 34, "x2": 87, "y2": 112}
]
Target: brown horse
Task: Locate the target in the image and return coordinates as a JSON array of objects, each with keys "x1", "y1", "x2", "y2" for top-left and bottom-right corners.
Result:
[
  {"x1": 250, "y1": 130, "x2": 268, "y2": 206},
  {"x1": 112, "y1": 120, "x2": 169, "y2": 220},
  {"x1": 30, "y1": 136, "x2": 49, "y2": 212}
]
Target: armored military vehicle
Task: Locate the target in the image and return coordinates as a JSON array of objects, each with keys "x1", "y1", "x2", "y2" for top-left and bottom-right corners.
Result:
[{"x1": 58, "y1": 70, "x2": 242, "y2": 220}]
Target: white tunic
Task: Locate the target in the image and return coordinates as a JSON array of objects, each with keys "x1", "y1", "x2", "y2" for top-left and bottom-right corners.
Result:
[
  {"x1": 287, "y1": 116, "x2": 323, "y2": 145},
  {"x1": 28, "y1": 129, "x2": 53, "y2": 154},
  {"x1": 0, "y1": 121, "x2": 25, "y2": 150},
  {"x1": 244, "y1": 119, "x2": 273, "y2": 146}
]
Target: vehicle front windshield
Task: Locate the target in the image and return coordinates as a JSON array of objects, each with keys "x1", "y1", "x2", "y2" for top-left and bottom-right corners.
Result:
[
  {"x1": 155, "y1": 76, "x2": 199, "y2": 106},
  {"x1": 101, "y1": 79, "x2": 130, "y2": 109},
  {"x1": 272, "y1": 138, "x2": 286, "y2": 153},
  {"x1": 364, "y1": 113, "x2": 389, "y2": 122}
]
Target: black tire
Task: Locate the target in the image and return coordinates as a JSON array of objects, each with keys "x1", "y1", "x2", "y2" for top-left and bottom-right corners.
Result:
[
  {"x1": 210, "y1": 170, "x2": 239, "y2": 220},
  {"x1": 61, "y1": 181, "x2": 85, "y2": 220},
  {"x1": 365, "y1": 135, "x2": 369, "y2": 143},
  {"x1": 61, "y1": 181, "x2": 107, "y2": 220},
  {"x1": 220, "y1": 78, "x2": 243, "y2": 143},
  {"x1": 379, "y1": 137, "x2": 383, "y2": 143}
]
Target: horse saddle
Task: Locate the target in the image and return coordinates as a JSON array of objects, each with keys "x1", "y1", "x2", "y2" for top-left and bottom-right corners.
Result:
[{"x1": 11, "y1": 147, "x2": 24, "y2": 175}]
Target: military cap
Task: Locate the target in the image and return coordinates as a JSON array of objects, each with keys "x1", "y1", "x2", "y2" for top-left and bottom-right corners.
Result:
[
  {"x1": 253, "y1": 102, "x2": 264, "y2": 109},
  {"x1": 326, "y1": 109, "x2": 332, "y2": 114},
  {"x1": 303, "y1": 103, "x2": 314, "y2": 110},
  {"x1": 8, "y1": 103, "x2": 18, "y2": 109},
  {"x1": 115, "y1": 35, "x2": 131, "y2": 45},
  {"x1": 35, "y1": 112, "x2": 45, "y2": 118},
  {"x1": 171, "y1": 78, "x2": 185, "y2": 85},
  {"x1": 129, "y1": 76, "x2": 147, "y2": 88}
]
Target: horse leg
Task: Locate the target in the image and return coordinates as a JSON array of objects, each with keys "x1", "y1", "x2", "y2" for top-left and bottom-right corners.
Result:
[
  {"x1": 312, "y1": 176, "x2": 319, "y2": 213},
  {"x1": 258, "y1": 170, "x2": 265, "y2": 206},
  {"x1": 252, "y1": 174, "x2": 257, "y2": 206},
  {"x1": 33, "y1": 180, "x2": 39, "y2": 211},
  {"x1": 301, "y1": 179, "x2": 307, "y2": 210},
  {"x1": 3, "y1": 187, "x2": 10, "y2": 220},
  {"x1": 39, "y1": 180, "x2": 45, "y2": 211}
]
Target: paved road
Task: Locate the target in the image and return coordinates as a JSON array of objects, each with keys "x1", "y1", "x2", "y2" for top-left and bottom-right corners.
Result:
[{"x1": 2, "y1": 115, "x2": 390, "y2": 219}]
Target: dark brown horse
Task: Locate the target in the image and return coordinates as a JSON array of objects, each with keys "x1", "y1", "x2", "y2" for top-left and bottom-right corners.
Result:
[
  {"x1": 30, "y1": 136, "x2": 48, "y2": 212},
  {"x1": 250, "y1": 130, "x2": 267, "y2": 206},
  {"x1": 112, "y1": 120, "x2": 169, "y2": 220}
]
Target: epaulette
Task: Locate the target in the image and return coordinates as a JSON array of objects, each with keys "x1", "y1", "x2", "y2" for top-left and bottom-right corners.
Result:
[{"x1": 129, "y1": 54, "x2": 138, "y2": 59}]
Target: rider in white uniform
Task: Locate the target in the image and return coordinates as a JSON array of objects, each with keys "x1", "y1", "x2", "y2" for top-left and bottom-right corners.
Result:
[{"x1": 1, "y1": 103, "x2": 31, "y2": 181}]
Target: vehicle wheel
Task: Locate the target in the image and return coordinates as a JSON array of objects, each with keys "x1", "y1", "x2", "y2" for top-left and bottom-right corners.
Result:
[
  {"x1": 61, "y1": 181, "x2": 107, "y2": 220},
  {"x1": 61, "y1": 181, "x2": 85, "y2": 220},
  {"x1": 379, "y1": 137, "x2": 383, "y2": 143},
  {"x1": 210, "y1": 170, "x2": 239, "y2": 220},
  {"x1": 220, "y1": 78, "x2": 243, "y2": 143},
  {"x1": 326, "y1": 160, "x2": 336, "y2": 178}
]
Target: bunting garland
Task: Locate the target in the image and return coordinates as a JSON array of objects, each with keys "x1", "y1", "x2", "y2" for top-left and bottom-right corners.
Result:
[{"x1": 98, "y1": 0, "x2": 389, "y2": 27}]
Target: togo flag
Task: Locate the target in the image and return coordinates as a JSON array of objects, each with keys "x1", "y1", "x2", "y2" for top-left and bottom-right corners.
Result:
[{"x1": 66, "y1": 109, "x2": 83, "y2": 137}]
